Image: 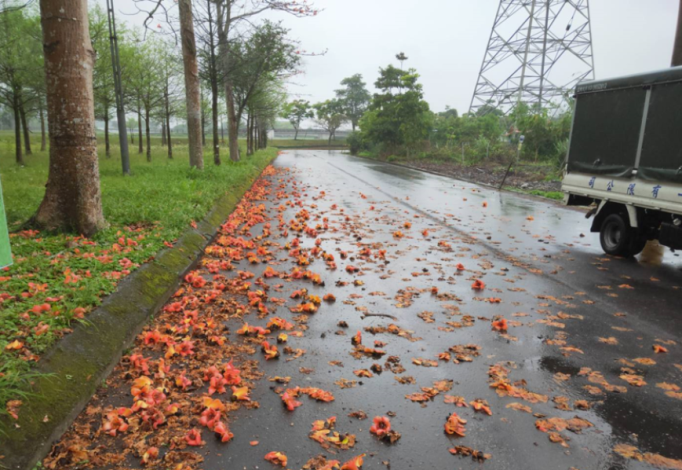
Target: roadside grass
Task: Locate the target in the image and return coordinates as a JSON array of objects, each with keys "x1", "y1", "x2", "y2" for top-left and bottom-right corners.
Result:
[
  {"x1": 505, "y1": 186, "x2": 564, "y2": 200},
  {"x1": 270, "y1": 138, "x2": 347, "y2": 148},
  {"x1": 0, "y1": 134, "x2": 277, "y2": 415}
]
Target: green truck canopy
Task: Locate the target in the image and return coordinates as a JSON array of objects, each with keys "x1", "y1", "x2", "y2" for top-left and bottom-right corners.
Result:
[{"x1": 568, "y1": 66, "x2": 682, "y2": 184}]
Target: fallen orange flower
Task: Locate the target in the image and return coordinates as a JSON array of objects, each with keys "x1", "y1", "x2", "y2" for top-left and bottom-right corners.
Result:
[
  {"x1": 341, "y1": 454, "x2": 365, "y2": 470},
  {"x1": 653, "y1": 344, "x2": 668, "y2": 354},
  {"x1": 264, "y1": 451, "x2": 288, "y2": 467},
  {"x1": 369, "y1": 416, "x2": 391, "y2": 437},
  {"x1": 282, "y1": 391, "x2": 303, "y2": 411},
  {"x1": 492, "y1": 318, "x2": 508, "y2": 332},
  {"x1": 184, "y1": 428, "x2": 203, "y2": 446},
  {"x1": 261, "y1": 341, "x2": 280, "y2": 360},
  {"x1": 102, "y1": 410, "x2": 128, "y2": 436},
  {"x1": 471, "y1": 279, "x2": 485, "y2": 290},
  {"x1": 231, "y1": 386, "x2": 251, "y2": 401},
  {"x1": 351, "y1": 331, "x2": 362, "y2": 345},
  {"x1": 141, "y1": 446, "x2": 158, "y2": 465},
  {"x1": 214, "y1": 421, "x2": 234, "y2": 443},
  {"x1": 444, "y1": 412, "x2": 467, "y2": 437},
  {"x1": 4, "y1": 340, "x2": 23, "y2": 351}
]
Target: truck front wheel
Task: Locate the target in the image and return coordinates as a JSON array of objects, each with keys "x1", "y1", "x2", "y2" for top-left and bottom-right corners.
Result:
[{"x1": 599, "y1": 213, "x2": 646, "y2": 257}]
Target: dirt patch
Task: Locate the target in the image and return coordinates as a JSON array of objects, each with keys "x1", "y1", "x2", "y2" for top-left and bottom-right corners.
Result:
[{"x1": 398, "y1": 160, "x2": 562, "y2": 193}]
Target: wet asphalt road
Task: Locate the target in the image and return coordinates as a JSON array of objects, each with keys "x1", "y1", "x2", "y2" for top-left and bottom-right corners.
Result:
[
  {"x1": 53, "y1": 150, "x2": 682, "y2": 470},
  {"x1": 212, "y1": 150, "x2": 682, "y2": 469}
]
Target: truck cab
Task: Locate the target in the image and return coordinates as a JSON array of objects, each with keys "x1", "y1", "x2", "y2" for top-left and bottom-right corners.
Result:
[{"x1": 562, "y1": 67, "x2": 682, "y2": 257}]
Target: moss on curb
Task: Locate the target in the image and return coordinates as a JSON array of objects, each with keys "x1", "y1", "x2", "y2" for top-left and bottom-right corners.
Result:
[{"x1": 0, "y1": 157, "x2": 276, "y2": 470}]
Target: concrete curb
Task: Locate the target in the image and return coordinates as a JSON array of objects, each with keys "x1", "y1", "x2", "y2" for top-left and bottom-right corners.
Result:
[{"x1": 0, "y1": 163, "x2": 273, "y2": 470}]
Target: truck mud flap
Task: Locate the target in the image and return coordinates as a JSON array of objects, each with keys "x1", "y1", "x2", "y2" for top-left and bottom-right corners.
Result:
[{"x1": 659, "y1": 223, "x2": 682, "y2": 250}]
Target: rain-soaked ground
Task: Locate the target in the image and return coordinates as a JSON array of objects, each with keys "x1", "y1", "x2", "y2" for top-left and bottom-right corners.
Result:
[{"x1": 44, "y1": 150, "x2": 682, "y2": 470}]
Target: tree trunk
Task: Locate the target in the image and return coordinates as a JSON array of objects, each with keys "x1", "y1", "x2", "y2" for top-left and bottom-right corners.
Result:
[
  {"x1": 294, "y1": 126, "x2": 298, "y2": 140},
  {"x1": 246, "y1": 113, "x2": 251, "y2": 156},
  {"x1": 19, "y1": 100, "x2": 32, "y2": 155},
  {"x1": 137, "y1": 97, "x2": 143, "y2": 154},
  {"x1": 201, "y1": 106, "x2": 206, "y2": 146},
  {"x1": 211, "y1": 86, "x2": 220, "y2": 164},
  {"x1": 225, "y1": 81, "x2": 240, "y2": 161},
  {"x1": 178, "y1": 0, "x2": 203, "y2": 169},
  {"x1": 207, "y1": 0, "x2": 220, "y2": 165},
  {"x1": 165, "y1": 102, "x2": 173, "y2": 159},
  {"x1": 13, "y1": 94, "x2": 23, "y2": 165},
  {"x1": 104, "y1": 112, "x2": 110, "y2": 158},
  {"x1": 220, "y1": 118, "x2": 224, "y2": 143},
  {"x1": 673, "y1": 0, "x2": 682, "y2": 66},
  {"x1": 33, "y1": 0, "x2": 105, "y2": 236},
  {"x1": 145, "y1": 106, "x2": 151, "y2": 162},
  {"x1": 161, "y1": 122, "x2": 166, "y2": 146},
  {"x1": 39, "y1": 101, "x2": 46, "y2": 151}
]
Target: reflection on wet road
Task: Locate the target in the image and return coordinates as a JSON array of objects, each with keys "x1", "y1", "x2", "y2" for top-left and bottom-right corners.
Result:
[{"x1": 217, "y1": 150, "x2": 681, "y2": 469}]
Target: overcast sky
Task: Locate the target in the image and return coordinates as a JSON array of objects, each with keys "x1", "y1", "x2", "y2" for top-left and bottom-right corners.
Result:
[{"x1": 105, "y1": 0, "x2": 679, "y2": 114}]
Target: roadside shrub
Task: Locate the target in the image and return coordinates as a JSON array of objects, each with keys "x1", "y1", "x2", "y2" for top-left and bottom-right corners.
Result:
[{"x1": 347, "y1": 131, "x2": 366, "y2": 155}]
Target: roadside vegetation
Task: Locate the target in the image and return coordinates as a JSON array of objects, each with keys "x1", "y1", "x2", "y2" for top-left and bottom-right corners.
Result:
[{"x1": 282, "y1": 54, "x2": 570, "y2": 198}]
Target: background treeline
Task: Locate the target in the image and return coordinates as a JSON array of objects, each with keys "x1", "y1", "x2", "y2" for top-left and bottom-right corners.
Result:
[
  {"x1": 0, "y1": 2, "x2": 306, "y2": 167},
  {"x1": 283, "y1": 57, "x2": 573, "y2": 166}
]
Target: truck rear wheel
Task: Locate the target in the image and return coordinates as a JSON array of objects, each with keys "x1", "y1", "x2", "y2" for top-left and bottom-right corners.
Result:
[{"x1": 599, "y1": 213, "x2": 645, "y2": 257}]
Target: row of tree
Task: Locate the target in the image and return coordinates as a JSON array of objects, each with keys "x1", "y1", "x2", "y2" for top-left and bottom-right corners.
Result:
[{"x1": 0, "y1": 0, "x2": 318, "y2": 236}]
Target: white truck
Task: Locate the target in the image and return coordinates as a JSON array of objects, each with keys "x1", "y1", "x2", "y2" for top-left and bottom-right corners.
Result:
[{"x1": 562, "y1": 67, "x2": 682, "y2": 257}]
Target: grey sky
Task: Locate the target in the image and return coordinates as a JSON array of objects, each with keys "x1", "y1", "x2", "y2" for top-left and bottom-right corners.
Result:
[{"x1": 104, "y1": 0, "x2": 679, "y2": 114}]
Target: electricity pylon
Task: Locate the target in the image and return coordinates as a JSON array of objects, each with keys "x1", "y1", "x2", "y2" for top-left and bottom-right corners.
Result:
[{"x1": 469, "y1": 0, "x2": 595, "y2": 115}]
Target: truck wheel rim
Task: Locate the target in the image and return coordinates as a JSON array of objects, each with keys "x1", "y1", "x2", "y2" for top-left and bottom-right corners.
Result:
[{"x1": 604, "y1": 222, "x2": 622, "y2": 250}]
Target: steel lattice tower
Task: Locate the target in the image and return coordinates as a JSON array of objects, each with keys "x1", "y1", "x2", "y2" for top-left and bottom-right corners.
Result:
[{"x1": 469, "y1": 0, "x2": 595, "y2": 114}]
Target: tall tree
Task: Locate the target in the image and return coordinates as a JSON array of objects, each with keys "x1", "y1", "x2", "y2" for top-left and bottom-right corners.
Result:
[
  {"x1": 212, "y1": 0, "x2": 317, "y2": 162},
  {"x1": 178, "y1": 0, "x2": 203, "y2": 169},
  {"x1": 335, "y1": 74, "x2": 370, "y2": 132},
  {"x1": 360, "y1": 64, "x2": 431, "y2": 155},
  {"x1": 33, "y1": 0, "x2": 105, "y2": 236},
  {"x1": 281, "y1": 99, "x2": 313, "y2": 140},
  {"x1": 314, "y1": 99, "x2": 346, "y2": 145},
  {"x1": 0, "y1": 8, "x2": 40, "y2": 164}
]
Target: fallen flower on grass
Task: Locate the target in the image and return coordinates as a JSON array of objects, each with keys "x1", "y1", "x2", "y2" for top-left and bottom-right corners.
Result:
[{"x1": 264, "y1": 451, "x2": 288, "y2": 467}]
